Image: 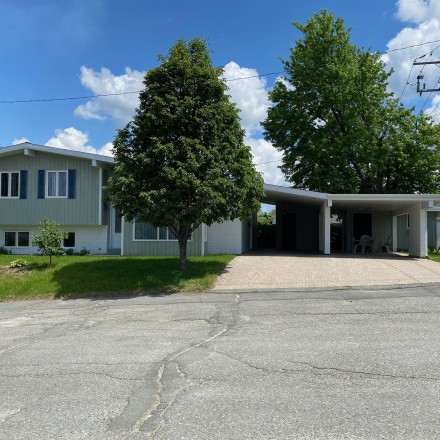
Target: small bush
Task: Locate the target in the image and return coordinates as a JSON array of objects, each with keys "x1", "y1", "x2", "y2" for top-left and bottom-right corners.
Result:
[
  {"x1": 10, "y1": 259, "x2": 29, "y2": 268},
  {"x1": 64, "y1": 248, "x2": 74, "y2": 256},
  {"x1": 77, "y1": 247, "x2": 90, "y2": 256},
  {"x1": 0, "y1": 246, "x2": 13, "y2": 255}
]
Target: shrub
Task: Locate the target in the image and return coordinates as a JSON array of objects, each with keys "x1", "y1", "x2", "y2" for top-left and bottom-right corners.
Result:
[
  {"x1": 0, "y1": 246, "x2": 12, "y2": 255},
  {"x1": 64, "y1": 248, "x2": 75, "y2": 256},
  {"x1": 9, "y1": 259, "x2": 28, "y2": 268},
  {"x1": 77, "y1": 247, "x2": 90, "y2": 256},
  {"x1": 32, "y1": 217, "x2": 67, "y2": 267}
]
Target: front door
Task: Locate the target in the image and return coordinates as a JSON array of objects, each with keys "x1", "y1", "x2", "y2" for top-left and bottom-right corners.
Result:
[
  {"x1": 353, "y1": 213, "x2": 372, "y2": 240},
  {"x1": 110, "y1": 207, "x2": 121, "y2": 249},
  {"x1": 282, "y1": 213, "x2": 297, "y2": 250}
]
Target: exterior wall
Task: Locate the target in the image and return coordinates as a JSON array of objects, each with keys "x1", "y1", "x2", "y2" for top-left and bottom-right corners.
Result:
[
  {"x1": 207, "y1": 219, "x2": 243, "y2": 254},
  {"x1": 123, "y1": 222, "x2": 203, "y2": 256},
  {"x1": 394, "y1": 203, "x2": 427, "y2": 257},
  {"x1": 345, "y1": 210, "x2": 392, "y2": 252},
  {"x1": 396, "y1": 214, "x2": 409, "y2": 251},
  {"x1": 0, "y1": 225, "x2": 108, "y2": 255},
  {"x1": 0, "y1": 151, "x2": 101, "y2": 225},
  {"x1": 276, "y1": 202, "x2": 319, "y2": 251},
  {"x1": 427, "y1": 211, "x2": 438, "y2": 250}
]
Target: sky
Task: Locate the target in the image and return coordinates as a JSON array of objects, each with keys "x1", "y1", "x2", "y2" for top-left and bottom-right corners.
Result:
[{"x1": 1, "y1": 0, "x2": 440, "y2": 185}]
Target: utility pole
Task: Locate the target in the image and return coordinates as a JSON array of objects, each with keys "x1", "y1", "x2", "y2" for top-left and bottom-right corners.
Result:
[{"x1": 414, "y1": 60, "x2": 440, "y2": 95}]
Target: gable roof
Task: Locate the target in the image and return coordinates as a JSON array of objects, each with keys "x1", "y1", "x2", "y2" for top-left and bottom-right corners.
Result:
[{"x1": 0, "y1": 142, "x2": 114, "y2": 166}]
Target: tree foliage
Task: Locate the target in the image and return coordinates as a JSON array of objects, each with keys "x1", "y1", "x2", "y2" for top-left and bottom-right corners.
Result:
[
  {"x1": 107, "y1": 38, "x2": 264, "y2": 270},
  {"x1": 32, "y1": 217, "x2": 67, "y2": 267},
  {"x1": 263, "y1": 10, "x2": 440, "y2": 194}
]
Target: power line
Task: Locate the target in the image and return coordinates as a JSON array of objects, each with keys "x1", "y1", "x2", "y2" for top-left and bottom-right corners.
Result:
[
  {"x1": 1, "y1": 40, "x2": 440, "y2": 105},
  {"x1": 381, "y1": 38, "x2": 440, "y2": 54},
  {"x1": 0, "y1": 71, "x2": 285, "y2": 105},
  {"x1": 254, "y1": 159, "x2": 282, "y2": 166}
]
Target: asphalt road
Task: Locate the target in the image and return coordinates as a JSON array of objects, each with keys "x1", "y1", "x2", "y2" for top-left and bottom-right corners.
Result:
[{"x1": 1, "y1": 285, "x2": 440, "y2": 439}]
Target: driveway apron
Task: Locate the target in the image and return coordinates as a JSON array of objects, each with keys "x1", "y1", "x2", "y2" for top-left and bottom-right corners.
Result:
[{"x1": 212, "y1": 252, "x2": 440, "y2": 290}]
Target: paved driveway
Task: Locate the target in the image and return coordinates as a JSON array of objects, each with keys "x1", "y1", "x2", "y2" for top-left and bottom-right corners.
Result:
[{"x1": 213, "y1": 251, "x2": 440, "y2": 290}]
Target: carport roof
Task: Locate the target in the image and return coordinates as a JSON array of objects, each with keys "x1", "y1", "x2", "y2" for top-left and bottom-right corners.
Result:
[{"x1": 263, "y1": 184, "x2": 440, "y2": 211}]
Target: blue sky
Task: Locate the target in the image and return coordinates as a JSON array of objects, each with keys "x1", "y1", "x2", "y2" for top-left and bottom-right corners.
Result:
[{"x1": 2, "y1": 0, "x2": 440, "y2": 184}]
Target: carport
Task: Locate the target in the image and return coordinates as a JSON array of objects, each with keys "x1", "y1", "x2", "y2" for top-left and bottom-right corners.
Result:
[{"x1": 262, "y1": 184, "x2": 440, "y2": 258}]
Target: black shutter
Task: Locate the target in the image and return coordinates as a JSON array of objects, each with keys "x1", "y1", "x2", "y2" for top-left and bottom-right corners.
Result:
[
  {"x1": 19, "y1": 170, "x2": 28, "y2": 199},
  {"x1": 37, "y1": 170, "x2": 45, "y2": 199},
  {"x1": 68, "y1": 169, "x2": 76, "y2": 199}
]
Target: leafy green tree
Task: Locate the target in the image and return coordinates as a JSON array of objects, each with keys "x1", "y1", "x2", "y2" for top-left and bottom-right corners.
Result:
[
  {"x1": 263, "y1": 10, "x2": 440, "y2": 194},
  {"x1": 257, "y1": 210, "x2": 275, "y2": 225},
  {"x1": 32, "y1": 217, "x2": 67, "y2": 267},
  {"x1": 108, "y1": 38, "x2": 264, "y2": 270}
]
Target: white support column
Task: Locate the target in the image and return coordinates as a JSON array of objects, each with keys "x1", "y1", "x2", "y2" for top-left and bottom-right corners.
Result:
[
  {"x1": 320, "y1": 201, "x2": 331, "y2": 255},
  {"x1": 392, "y1": 215, "x2": 398, "y2": 252},
  {"x1": 120, "y1": 216, "x2": 125, "y2": 256},
  {"x1": 408, "y1": 203, "x2": 427, "y2": 257}
]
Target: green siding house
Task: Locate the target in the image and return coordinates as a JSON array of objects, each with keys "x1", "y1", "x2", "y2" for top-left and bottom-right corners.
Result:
[{"x1": 0, "y1": 143, "x2": 250, "y2": 256}]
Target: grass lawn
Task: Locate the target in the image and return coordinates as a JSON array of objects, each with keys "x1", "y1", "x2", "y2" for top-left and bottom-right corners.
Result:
[
  {"x1": 0, "y1": 254, "x2": 235, "y2": 302},
  {"x1": 429, "y1": 251, "x2": 440, "y2": 263}
]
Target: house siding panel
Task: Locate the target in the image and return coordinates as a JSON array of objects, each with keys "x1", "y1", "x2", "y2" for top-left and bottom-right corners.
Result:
[
  {"x1": 207, "y1": 220, "x2": 243, "y2": 254},
  {"x1": 0, "y1": 225, "x2": 108, "y2": 254},
  {"x1": 0, "y1": 152, "x2": 100, "y2": 225},
  {"x1": 122, "y1": 222, "x2": 202, "y2": 256}
]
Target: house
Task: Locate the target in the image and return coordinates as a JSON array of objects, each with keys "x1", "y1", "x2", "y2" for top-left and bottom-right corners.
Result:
[
  {"x1": 0, "y1": 142, "x2": 249, "y2": 256},
  {"x1": 1, "y1": 142, "x2": 440, "y2": 258}
]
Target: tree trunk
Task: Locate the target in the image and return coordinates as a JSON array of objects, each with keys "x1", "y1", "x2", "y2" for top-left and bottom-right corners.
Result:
[{"x1": 178, "y1": 239, "x2": 187, "y2": 270}]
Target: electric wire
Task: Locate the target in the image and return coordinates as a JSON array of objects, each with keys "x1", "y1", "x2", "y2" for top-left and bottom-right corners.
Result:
[{"x1": 1, "y1": 40, "x2": 440, "y2": 105}]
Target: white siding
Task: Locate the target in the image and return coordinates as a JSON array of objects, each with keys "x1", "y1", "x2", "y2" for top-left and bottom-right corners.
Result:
[
  {"x1": 393, "y1": 203, "x2": 427, "y2": 257},
  {"x1": 0, "y1": 225, "x2": 108, "y2": 255},
  {"x1": 207, "y1": 219, "x2": 243, "y2": 254}
]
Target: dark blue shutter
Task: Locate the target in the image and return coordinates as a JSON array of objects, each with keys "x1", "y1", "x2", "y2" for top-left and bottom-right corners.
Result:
[
  {"x1": 19, "y1": 170, "x2": 28, "y2": 199},
  {"x1": 68, "y1": 169, "x2": 76, "y2": 199},
  {"x1": 38, "y1": 170, "x2": 45, "y2": 199}
]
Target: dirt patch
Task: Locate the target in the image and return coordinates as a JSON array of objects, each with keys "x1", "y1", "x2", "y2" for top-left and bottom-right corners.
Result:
[{"x1": 0, "y1": 266, "x2": 29, "y2": 278}]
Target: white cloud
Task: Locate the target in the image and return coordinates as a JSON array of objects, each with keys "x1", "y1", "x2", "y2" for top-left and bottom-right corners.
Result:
[
  {"x1": 12, "y1": 137, "x2": 29, "y2": 145},
  {"x1": 72, "y1": 61, "x2": 286, "y2": 184},
  {"x1": 246, "y1": 137, "x2": 286, "y2": 186},
  {"x1": 396, "y1": 0, "x2": 440, "y2": 24},
  {"x1": 222, "y1": 61, "x2": 270, "y2": 136},
  {"x1": 46, "y1": 127, "x2": 113, "y2": 156},
  {"x1": 74, "y1": 66, "x2": 144, "y2": 125}
]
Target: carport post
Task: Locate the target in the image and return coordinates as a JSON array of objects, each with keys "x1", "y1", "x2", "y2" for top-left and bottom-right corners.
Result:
[{"x1": 320, "y1": 200, "x2": 331, "y2": 255}]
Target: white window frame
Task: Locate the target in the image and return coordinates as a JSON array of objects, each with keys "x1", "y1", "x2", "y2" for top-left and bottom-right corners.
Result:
[
  {"x1": 0, "y1": 171, "x2": 20, "y2": 199},
  {"x1": 132, "y1": 222, "x2": 192, "y2": 242},
  {"x1": 4, "y1": 231, "x2": 30, "y2": 247},
  {"x1": 46, "y1": 170, "x2": 68, "y2": 198}
]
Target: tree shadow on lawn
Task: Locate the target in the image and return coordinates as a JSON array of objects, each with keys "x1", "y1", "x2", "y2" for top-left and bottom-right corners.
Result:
[{"x1": 51, "y1": 257, "x2": 227, "y2": 300}]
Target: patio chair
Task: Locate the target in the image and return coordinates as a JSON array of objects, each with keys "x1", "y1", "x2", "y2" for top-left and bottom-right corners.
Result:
[
  {"x1": 353, "y1": 235, "x2": 374, "y2": 253},
  {"x1": 379, "y1": 235, "x2": 392, "y2": 254}
]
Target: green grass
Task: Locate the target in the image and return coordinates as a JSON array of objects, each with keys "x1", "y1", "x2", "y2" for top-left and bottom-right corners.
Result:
[
  {"x1": 0, "y1": 254, "x2": 235, "y2": 302},
  {"x1": 428, "y1": 251, "x2": 440, "y2": 263}
]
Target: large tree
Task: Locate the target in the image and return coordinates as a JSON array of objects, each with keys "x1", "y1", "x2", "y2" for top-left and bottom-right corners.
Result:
[
  {"x1": 263, "y1": 10, "x2": 440, "y2": 194},
  {"x1": 108, "y1": 38, "x2": 264, "y2": 270}
]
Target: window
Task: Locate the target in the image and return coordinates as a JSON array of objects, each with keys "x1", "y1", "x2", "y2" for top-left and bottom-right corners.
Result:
[
  {"x1": 4, "y1": 232, "x2": 29, "y2": 247},
  {"x1": 5, "y1": 232, "x2": 15, "y2": 246},
  {"x1": 64, "y1": 232, "x2": 75, "y2": 248},
  {"x1": 133, "y1": 222, "x2": 185, "y2": 241},
  {"x1": 18, "y1": 232, "x2": 29, "y2": 247},
  {"x1": 47, "y1": 171, "x2": 68, "y2": 198},
  {"x1": 0, "y1": 172, "x2": 19, "y2": 198}
]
